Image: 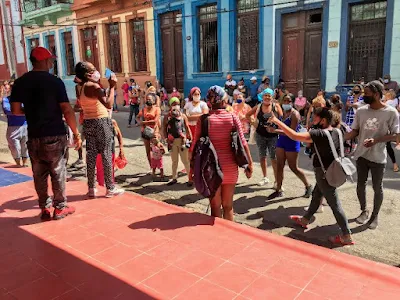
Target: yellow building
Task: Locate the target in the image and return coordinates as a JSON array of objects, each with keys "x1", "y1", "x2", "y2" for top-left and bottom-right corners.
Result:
[{"x1": 73, "y1": 0, "x2": 156, "y2": 103}]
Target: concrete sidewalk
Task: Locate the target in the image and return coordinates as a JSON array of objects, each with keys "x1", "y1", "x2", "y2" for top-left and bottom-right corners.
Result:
[
  {"x1": 0, "y1": 164, "x2": 400, "y2": 299},
  {"x1": 0, "y1": 119, "x2": 399, "y2": 266}
]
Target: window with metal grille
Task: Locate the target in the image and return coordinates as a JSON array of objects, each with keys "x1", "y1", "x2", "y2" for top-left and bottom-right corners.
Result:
[
  {"x1": 237, "y1": 0, "x2": 259, "y2": 70},
  {"x1": 46, "y1": 35, "x2": 58, "y2": 76},
  {"x1": 107, "y1": 23, "x2": 122, "y2": 73},
  {"x1": 130, "y1": 18, "x2": 147, "y2": 72},
  {"x1": 199, "y1": 4, "x2": 218, "y2": 72},
  {"x1": 63, "y1": 32, "x2": 75, "y2": 76},
  {"x1": 346, "y1": 1, "x2": 387, "y2": 83}
]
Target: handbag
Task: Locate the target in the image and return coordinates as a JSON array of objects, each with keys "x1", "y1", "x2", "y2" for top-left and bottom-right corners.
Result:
[
  {"x1": 313, "y1": 128, "x2": 356, "y2": 187},
  {"x1": 141, "y1": 108, "x2": 155, "y2": 140},
  {"x1": 230, "y1": 115, "x2": 249, "y2": 169}
]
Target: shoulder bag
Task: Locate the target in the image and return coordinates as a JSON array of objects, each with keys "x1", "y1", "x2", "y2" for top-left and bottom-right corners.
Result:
[{"x1": 313, "y1": 128, "x2": 356, "y2": 187}]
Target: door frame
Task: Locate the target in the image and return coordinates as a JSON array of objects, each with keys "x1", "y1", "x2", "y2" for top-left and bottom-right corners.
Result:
[
  {"x1": 338, "y1": 0, "x2": 394, "y2": 85},
  {"x1": 154, "y1": 4, "x2": 187, "y2": 89},
  {"x1": 79, "y1": 26, "x2": 100, "y2": 71},
  {"x1": 275, "y1": 1, "x2": 328, "y2": 90}
]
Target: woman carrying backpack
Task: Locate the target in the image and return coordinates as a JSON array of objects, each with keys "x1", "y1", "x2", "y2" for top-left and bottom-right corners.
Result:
[
  {"x1": 268, "y1": 107, "x2": 354, "y2": 246},
  {"x1": 162, "y1": 97, "x2": 193, "y2": 186},
  {"x1": 192, "y1": 86, "x2": 253, "y2": 221}
]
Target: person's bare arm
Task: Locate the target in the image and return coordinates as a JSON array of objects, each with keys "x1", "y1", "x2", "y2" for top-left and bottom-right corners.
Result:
[
  {"x1": 183, "y1": 115, "x2": 192, "y2": 140},
  {"x1": 275, "y1": 103, "x2": 283, "y2": 118},
  {"x1": 269, "y1": 114, "x2": 312, "y2": 144},
  {"x1": 306, "y1": 106, "x2": 313, "y2": 129},
  {"x1": 344, "y1": 129, "x2": 359, "y2": 141},
  {"x1": 11, "y1": 102, "x2": 24, "y2": 115},
  {"x1": 60, "y1": 102, "x2": 82, "y2": 150},
  {"x1": 245, "y1": 105, "x2": 257, "y2": 120},
  {"x1": 112, "y1": 120, "x2": 124, "y2": 157}
]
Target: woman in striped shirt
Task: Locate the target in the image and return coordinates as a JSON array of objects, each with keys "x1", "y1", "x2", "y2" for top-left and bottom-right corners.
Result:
[{"x1": 192, "y1": 86, "x2": 254, "y2": 221}]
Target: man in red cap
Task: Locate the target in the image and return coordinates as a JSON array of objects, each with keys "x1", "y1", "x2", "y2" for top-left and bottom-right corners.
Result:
[{"x1": 10, "y1": 47, "x2": 81, "y2": 221}]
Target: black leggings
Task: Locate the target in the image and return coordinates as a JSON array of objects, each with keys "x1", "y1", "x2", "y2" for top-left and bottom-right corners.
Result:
[{"x1": 386, "y1": 142, "x2": 396, "y2": 164}]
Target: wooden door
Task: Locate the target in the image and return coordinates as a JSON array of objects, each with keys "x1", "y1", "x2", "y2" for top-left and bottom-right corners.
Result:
[
  {"x1": 174, "y1": 25, "x2": 184, "y2": 91},
  {"x1": 81, "y1": 27, "x2": 99, "y2": 70},
  {"x1": 46, "y1": 35, "x2": 58, "y2": 76},
  {"x1": 160, "y1": 11, "x2": 184, "y2": 92},
  {"x1": 282, "y1": 9, "x2": 322, "y2": 99}
]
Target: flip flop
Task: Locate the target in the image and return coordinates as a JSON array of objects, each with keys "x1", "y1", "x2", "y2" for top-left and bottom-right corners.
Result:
[
  {"x1": 289, "y1": 215, "x2": 308, "y2": 229},
  {"x1": 329, "y1": 235, "x2": 355, "y2": 246}
]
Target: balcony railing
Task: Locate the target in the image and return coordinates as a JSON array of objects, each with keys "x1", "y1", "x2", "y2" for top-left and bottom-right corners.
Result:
[{"x1": 23, "y1": 0, "x2": 73, "y2": 13}]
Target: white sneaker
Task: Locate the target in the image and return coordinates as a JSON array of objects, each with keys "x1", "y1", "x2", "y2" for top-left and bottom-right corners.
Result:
[
  {"x1": 88, "y1": 188, "x2": 97, "y2": 198},
  {"x1": 273, "y1": 182, "x2": 285, "y2": 191},
  {"x1": 71, "y1": 159, "x2": 85, "y2": 168},
  {"x1": 106, "y1": 187, "x2": 125, "y2": 198},
  {"x1": 258, "y1": 177, "x2": 270, "y2": 186},
  {"x1": 304, "y1": 205, "x2": 324, "y2": 213}
]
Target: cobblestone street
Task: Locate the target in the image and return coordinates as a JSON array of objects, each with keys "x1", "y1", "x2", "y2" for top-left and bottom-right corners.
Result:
[{"x1": 2, "y1": 114, "x2": 399, "y2": 266}]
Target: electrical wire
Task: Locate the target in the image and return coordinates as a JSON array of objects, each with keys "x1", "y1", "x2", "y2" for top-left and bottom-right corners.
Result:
[{"x1": 1, "y1": 0, "x2": 325, "y2": 28}]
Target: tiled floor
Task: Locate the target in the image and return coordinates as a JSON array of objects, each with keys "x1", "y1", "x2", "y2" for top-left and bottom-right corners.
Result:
[
  {"x1": 0, "y1": 167, "x2": 32, "y2": 187},
  {"x1": 0, "y1": 164, "x2": 399, "y2": 300}
]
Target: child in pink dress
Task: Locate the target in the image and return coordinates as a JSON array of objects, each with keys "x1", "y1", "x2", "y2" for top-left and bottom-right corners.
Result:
[{"x1": 151, "y1": 137, "x2": 165, "y2": 180}]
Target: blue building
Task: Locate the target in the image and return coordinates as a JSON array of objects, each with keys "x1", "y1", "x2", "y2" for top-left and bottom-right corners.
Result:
[{"x1": 153, "y1": 0, "x2": 399, "y2": 99}]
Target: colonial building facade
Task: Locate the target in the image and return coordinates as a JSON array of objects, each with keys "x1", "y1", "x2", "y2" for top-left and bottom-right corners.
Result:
[
  {"x1": 153, "y1": 0, "x2": 399, "y2": 98},
  {"x1": 20, "y1": 0, "x2": 79, "y2": 98},
  {"x1": 0, "y1": 0, "x2": 27, "y2": 81},
  {"x1": 72, "y1": 0, "x2": 157, "y2": 98}
]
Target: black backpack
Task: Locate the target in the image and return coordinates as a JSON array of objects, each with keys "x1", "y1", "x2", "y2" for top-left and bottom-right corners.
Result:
[{"x1": 191, "y1": 114, "x2": 223, "y2": 199}]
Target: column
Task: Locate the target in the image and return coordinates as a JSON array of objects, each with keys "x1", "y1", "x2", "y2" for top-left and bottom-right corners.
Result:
[
  {"x1": 183, "y1": 1, "x2": 193, "y2": 78},
  {"x1": 220, "y1": 0, "x2": 231, "y2": 72},
  {"x1": 96, "y1": 21, "x2": 106, "y2": 76},
  {"x1": 325, "y1": 0, "x2": 342, "y2": 92},
  {"x1": 390, "y1": 0, "x2": 400, "y2": 81},
  {"x1": 119, "y1": 15, "x2": 130, "y2": 75},
  {"x1": 262, "y1": 0, "x2": 274, "y2": 76},
  {"x1": 55, "y1": 28, "x2": 64, "y2": 76}
]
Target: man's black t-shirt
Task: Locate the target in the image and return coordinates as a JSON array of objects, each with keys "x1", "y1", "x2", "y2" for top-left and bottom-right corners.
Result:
[
  {"x1": 10, "y1": 71, "x2": 69, "y2": 138},
  {"x1": 309, "y1": 128, "x2": 341, "y2": 169}
]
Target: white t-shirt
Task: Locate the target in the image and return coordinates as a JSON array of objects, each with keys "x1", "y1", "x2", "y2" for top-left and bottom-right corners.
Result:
[
  {"x1": 184, "y1": 101, "x2": 208, "y2": 125},
  {"x1": 386, "y1": 98, "x2": 399, "y2": 109}
]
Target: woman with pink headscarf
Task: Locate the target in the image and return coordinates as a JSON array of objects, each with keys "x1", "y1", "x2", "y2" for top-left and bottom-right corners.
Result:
[{"x1": 184, "y1": 87, "x2": 209, "y2": 136}]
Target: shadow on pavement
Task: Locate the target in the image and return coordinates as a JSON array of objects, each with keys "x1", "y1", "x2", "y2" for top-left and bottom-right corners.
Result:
[
  {"x1": 0, "y1": 195, "x2": 159, "y2": 299},
  {"x1": 129, "y1": 212, "x2": 215, "y2": 231}
]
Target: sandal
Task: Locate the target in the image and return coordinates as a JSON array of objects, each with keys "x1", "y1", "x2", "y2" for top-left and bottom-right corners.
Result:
[
  {"x1": 329, "y1": 235, "x2": 355, "y2": 246},
  {"x1": 289, "y1": 215, "x2": 308, "y2": 229}
]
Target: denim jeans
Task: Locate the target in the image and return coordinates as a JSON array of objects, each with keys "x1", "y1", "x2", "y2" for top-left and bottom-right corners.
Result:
[
  {"x1": 113, "y1": 94, "x2": 118, "y2": 111},
  {"x1": 304, "y1": 167, "x2": 351, "y2": 235},
  {"x1": 6, "y1": 125, "x2": 28, "y2": 159},
  {"x1": 129, "y1": 104, "x2": 139, "y2": 125},
  {"x1": 356, "y1": 157, "x2": 386, "y2": 217},
  {"x1": 27, "y1": 135, "x2": 67, "y2": 210}
]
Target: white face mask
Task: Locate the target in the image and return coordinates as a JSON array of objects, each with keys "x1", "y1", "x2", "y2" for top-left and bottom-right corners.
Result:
[
  {"x1": 193, "y1": 95, "x2": 201, "y2": 102},
  {"x1": 384, "y1": 79, "x2": 389, "y2": 84},
  {"x1": 91, "y1": 71, "x2": 101, "y2": 82},
  {"x1": 238, "y1": 85, "x2": 244, "y2": 89}
]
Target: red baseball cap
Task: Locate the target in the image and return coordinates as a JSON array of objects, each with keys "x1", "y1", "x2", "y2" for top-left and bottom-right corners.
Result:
[{"x1": 30, "y1": 47, "x2": 56, "y2": 61}]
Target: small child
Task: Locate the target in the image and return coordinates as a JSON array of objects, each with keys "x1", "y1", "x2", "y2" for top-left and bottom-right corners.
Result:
[{"x1": 151, "y1": 137, "x2": 165, "y2": 180}]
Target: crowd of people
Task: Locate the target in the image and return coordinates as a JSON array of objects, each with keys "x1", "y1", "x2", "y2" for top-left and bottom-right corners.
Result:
[{"x1": 2, "y1": 46, "x2": 400, "y2": 245}]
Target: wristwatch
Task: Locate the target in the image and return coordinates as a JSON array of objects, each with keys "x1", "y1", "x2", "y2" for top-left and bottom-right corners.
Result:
[{"x1": 73, "y1": 133, "x2": 81, "y2": 139}]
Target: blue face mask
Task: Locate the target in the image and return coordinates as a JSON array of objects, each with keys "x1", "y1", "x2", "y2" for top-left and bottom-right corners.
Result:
[
  {"x1": 237, "y1": 99, "x2": 243, "y2": 104},
  {"x1": 282, "y1": 104, "x2": 292, "y2": 111}
]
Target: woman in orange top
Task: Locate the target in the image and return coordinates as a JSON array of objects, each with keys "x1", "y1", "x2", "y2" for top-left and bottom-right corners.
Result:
[
  {"x1": 136, "y1": 93, "x2": 161, "y2": 169},
  {"x1": 232, "y1": 92, "x2": 252, "y2": 140},
  {"x1": 74, "y1": 61, "x2": 124, "y2": 198}
]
